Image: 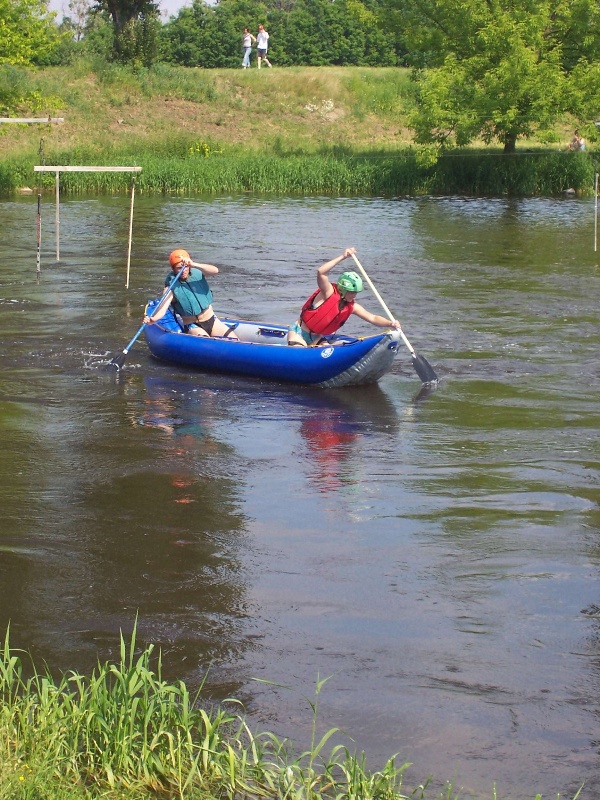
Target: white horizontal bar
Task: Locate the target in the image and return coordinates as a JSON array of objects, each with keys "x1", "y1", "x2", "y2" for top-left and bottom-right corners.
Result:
[
  {"x1": 34, "y1": 165, "x2": 142, "y2": 172},
  {"x1": 0, "y1": 117, "x2": 64, "y2": 123}
]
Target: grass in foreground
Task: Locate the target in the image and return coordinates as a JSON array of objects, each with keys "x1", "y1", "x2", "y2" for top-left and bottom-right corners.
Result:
[{"x1": 0, "y1": 626, "x2": 584, "y2": 800}]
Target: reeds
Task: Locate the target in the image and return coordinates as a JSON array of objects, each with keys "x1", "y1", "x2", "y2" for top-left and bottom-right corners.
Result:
[
  {"x1": 0, "y1": 626, "x2": 585, "y2": 799},
  {"x1": 1, "y1": 147, "x2": 594, "y2": 197},
  {"x1": 0, "y1": 625, "x2": 415, "y2": 798}
]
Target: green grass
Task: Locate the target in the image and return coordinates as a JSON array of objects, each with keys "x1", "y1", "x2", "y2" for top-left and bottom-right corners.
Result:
[
  {"x1": 0, "y1": 626, "x2": 584, "y2": 800},
  {"x1": 1, "y1": 624, "x2": 415, "y2": 799},
  {"x1": 1, "y1": 146, "x2": 593, "y2": 197}
]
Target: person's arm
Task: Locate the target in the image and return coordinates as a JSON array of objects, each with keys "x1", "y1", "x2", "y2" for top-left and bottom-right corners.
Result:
[
  {"x1": 352, "y1": 302, "x2": 401, "y2": 329},
  {"x1": 316, "y1": 247, "x2": 356, "y2": 298},
  {"x1": 191, "y1": 261, "x2": 219, "y2": 276},
  {"x1": 144, "y1": 291, "x2": 173, "y2": 325}
]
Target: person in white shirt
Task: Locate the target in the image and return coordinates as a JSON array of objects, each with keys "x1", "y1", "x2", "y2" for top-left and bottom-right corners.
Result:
[
  {"x1": 256, "y1": 24, "x2": 272, "y2": 68},
  {"x1": 567, "y1": 130, "x2": 586, "y2": 151},
  {"x1": 242, "y1": 27, "x2": 256, "y2": 69}
]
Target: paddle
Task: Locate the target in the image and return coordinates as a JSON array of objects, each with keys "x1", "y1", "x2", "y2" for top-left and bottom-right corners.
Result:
[
  {"x1": 350, "y1": 252, "x2": 438, "y2": 384},
  {"x1": 108, "y1": 262, "x2": 187, "y2": 370}
]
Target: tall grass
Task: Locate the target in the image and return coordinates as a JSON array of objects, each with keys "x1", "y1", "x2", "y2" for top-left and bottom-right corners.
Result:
[
  {"x1": 1, "y1": 146, "x2": 594, "y2": 197},
  {"x1": 0, "y1": 625, "x2": 415, "y2": 799},
  {"x1": 0, "y1": 63, "x2": 594, "y2": 197},
  {"x1": 0, "y1": 626, "x2": 584, "y2": 800}
]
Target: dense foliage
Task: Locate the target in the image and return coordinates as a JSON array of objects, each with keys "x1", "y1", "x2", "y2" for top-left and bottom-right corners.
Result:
[
  {"x1": 0, "y1": 0, "x2": 65, "y2": 114},
  {"x1": 2, "y1": 0, "x2": 600, "y2": 154},
  {"x1": 160, "y1": 0, "x2": 403, "y2": 68},
  {"x1": 0, "y1": 0, "x2": 61, "y2": 65},
  {"x1": 92, "y1": 0, "x2": 161, "y2": 64},
  {"x1": 384, "y1": 0, "x2": 600, "y2": 151}
]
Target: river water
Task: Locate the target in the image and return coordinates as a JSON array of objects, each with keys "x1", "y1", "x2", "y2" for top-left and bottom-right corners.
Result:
[{"x1": 1, "y1": 193, "x2": 599, "y2": 799}]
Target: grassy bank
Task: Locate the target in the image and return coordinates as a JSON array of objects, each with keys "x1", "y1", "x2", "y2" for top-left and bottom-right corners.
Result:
[
  {"x1": 0, "y1": 628, "x2": 582, "y2": 800},
  {"x1": 0, "y1": 62, "x2": 595, "y2": 197}
]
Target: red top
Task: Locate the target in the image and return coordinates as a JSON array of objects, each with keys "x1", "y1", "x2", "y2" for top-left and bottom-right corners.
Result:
[{"x1": 300, "y1": 284, "x2": 354, "y2": 335}]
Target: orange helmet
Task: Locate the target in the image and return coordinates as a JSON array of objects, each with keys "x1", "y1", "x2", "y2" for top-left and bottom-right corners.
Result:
[{"x1": 169, "y1": 249, "x2": 191, "y2": 268}]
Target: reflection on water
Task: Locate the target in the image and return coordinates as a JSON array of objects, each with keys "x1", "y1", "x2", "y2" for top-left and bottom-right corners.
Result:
[{"x1": 1, "y1": 194, "x2": 599, "y2": 799}]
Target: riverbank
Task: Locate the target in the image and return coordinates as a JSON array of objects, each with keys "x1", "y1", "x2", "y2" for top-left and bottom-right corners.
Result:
[{"x1": 0, "y1": 63, "x2": 594, "y2": 197}]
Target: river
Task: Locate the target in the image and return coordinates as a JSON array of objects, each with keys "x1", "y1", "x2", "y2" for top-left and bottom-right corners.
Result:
[{"x1": 1, "y1": 193, "x2": 599, "y2": 799}]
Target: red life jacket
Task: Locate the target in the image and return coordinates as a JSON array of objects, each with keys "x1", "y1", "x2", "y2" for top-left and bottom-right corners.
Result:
[{"x1": 300, "y1": 284, "x2": 354, "y2": 335}]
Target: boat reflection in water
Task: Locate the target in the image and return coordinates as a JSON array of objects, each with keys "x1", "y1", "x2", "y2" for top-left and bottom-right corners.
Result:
[{"x1": 285, "y1": 384, "x2": 400, "y2": 493}]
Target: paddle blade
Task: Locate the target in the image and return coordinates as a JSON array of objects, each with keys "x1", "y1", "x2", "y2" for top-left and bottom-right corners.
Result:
[
  {"x1": 106, "y1": 323, "x2": 146, "y2": 371},
  {"x1": 412, "y1": 352, "x2": 438, "y2": 384},
  {"x1": 107, "y1": 350, "x2": 127, "y2": 370}
]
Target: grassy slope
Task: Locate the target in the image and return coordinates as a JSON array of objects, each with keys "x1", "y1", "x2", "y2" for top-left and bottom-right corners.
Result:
[
  {"x1": 1, "y1": 64, "x2": 586, "y2": 197},
  {"x1": 0, "y1": 65, "x2": 415, "y2": 160}
]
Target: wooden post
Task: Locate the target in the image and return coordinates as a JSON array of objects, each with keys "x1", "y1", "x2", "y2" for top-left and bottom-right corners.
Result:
[
  {"x1": 0, "y1": 121, "x2": 61, "y2": 277},
  {"x1": 33, "y1": 166, "x2": 142, "y2": 279},
  {"x1": 594, "y1": 173, "x2": 598, "y2": 253},
  {"x1": 36, "y1": 194, "x2": 41, "y2": 284},
  {"x1": 0, "y1": 117, "x2": 64, "y2": 124},
  {"x1": 126, "y1": 175, "x2": 136, "y2": 289},
  {"x1": 55, "y1": 169, "x2": 60, "y2": 261}
]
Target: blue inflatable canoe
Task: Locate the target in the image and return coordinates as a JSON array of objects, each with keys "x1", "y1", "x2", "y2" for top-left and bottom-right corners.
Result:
[{"x1": 143, "y1": 302, "x2": 401, "y2": 388}]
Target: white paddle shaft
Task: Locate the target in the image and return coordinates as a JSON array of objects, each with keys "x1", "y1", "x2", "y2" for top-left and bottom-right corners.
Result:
[{"x1": 351, "y1": 252, "x2": 416, "y2": 356}]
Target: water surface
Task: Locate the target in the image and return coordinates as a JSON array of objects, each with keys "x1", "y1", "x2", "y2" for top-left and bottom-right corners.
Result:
[{"x1": 1, "y1": 193, "x2": 599, "y2": 799}]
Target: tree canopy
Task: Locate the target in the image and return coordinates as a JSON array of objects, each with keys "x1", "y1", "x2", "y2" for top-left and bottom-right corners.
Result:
[
  {"x1": 0, "y1": 0, "x2": 60, "y2": 65},
  {"x1": 384, "y1": 0, "x2": 600, "y2": 151},
  {"x1": 93, "y1": 0, "x2": 161, "y2": 64},
  {"x1": 161, "y1": 0, "x2": 402, "y2": 68}
]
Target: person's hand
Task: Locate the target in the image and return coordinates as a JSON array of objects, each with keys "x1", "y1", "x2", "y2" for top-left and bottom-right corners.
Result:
[
  {"x1": 343, "y1": 247, "x2": 356, "y2": 258},
  {"x1": 144, "y1": 314, "x2": 153, "y2": 325},
  {"x1": 389, "y1": 318, "x2": 402, "y2": 330}
]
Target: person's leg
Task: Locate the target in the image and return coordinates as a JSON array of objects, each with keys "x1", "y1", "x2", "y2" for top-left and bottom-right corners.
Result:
[
  {"x1": 287, "y1": 331, "x2": 307, "y2": 346},
  {"x1": 210, "y1": 317, "x2": 239, "y2": 340},
  {"x1": 185, "y1": 323, "x2": 209, "y2": 337},
  {"x1": 287, "y1": 321, "x2": 310, "y2": 346}
]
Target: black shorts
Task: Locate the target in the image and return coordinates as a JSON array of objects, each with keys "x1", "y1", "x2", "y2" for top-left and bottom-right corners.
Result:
[{"x1": 185, "y1": 314, "x2": 216, "y2": 335}]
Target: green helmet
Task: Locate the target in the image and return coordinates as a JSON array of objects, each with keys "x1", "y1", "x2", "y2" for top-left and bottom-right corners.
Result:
[{"x1": 337, "y1": 271, "x2": 363, "y2": 295}]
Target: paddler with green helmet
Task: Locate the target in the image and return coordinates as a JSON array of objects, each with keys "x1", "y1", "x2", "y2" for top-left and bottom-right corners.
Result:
[{"x1": 287, "y1": 247, "x2": 401, "y2": 347}]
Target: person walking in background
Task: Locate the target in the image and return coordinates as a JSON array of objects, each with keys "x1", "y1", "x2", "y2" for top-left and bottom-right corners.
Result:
[
  {"x1": 256, "y1": 24, "x2": 272, "y2": 68},
  {"x1": 242, "y1": 27, "x2": 255, "y2": 69},
  {"x1": 567, "y1": 130, "x2": 586, "y2": 151}
]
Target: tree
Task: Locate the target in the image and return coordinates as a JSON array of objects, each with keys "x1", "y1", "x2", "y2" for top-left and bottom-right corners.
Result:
[
  {"x1": 384, "y1": 0, "x2": 600, "y2": 152},
  {"x1": 67, "y1": 0, "x2": 92, "y2": 41},
  {"x1": 161, "y1": 0, "x2": 269, "y2": 68},
  {"x1": 161, "y1": 0, "x2": 400, "y2": 68},
  {"x1": 93, "y1": 0, "x2": 161, "y2": 64},
  {"x1": 0, "y1": 0, "x2": 60, "y2": 65}
]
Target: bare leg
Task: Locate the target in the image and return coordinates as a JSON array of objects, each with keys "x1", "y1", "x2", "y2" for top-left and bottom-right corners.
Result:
[
  {"x1": 187, "y1": 326, "x2": 209, "y2": 337},
  {"x1": 287, "y1": 329, "x2": 307, "y2": 347},
  {"x1": 211, "y1": 317, "x2": 239, "y2": 340}
]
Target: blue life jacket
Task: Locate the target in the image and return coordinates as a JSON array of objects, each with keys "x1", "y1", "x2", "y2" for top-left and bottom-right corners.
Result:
[{"x1": 165, "y1": 267, "x2": 213, "y2": 317}]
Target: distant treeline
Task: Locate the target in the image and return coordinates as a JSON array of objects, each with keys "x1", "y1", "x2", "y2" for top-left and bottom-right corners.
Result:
[{"x1": 53, "y1": 0, "x2": 406, "y2": 69}]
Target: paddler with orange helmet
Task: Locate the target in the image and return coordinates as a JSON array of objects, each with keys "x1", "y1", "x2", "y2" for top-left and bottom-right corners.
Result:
[
  {"x1": 144, "y1": 248, "x2": 238, "y2": 339},
  {"x1": 287, "y1": 247, "x2": 401, "y2": 347}
]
